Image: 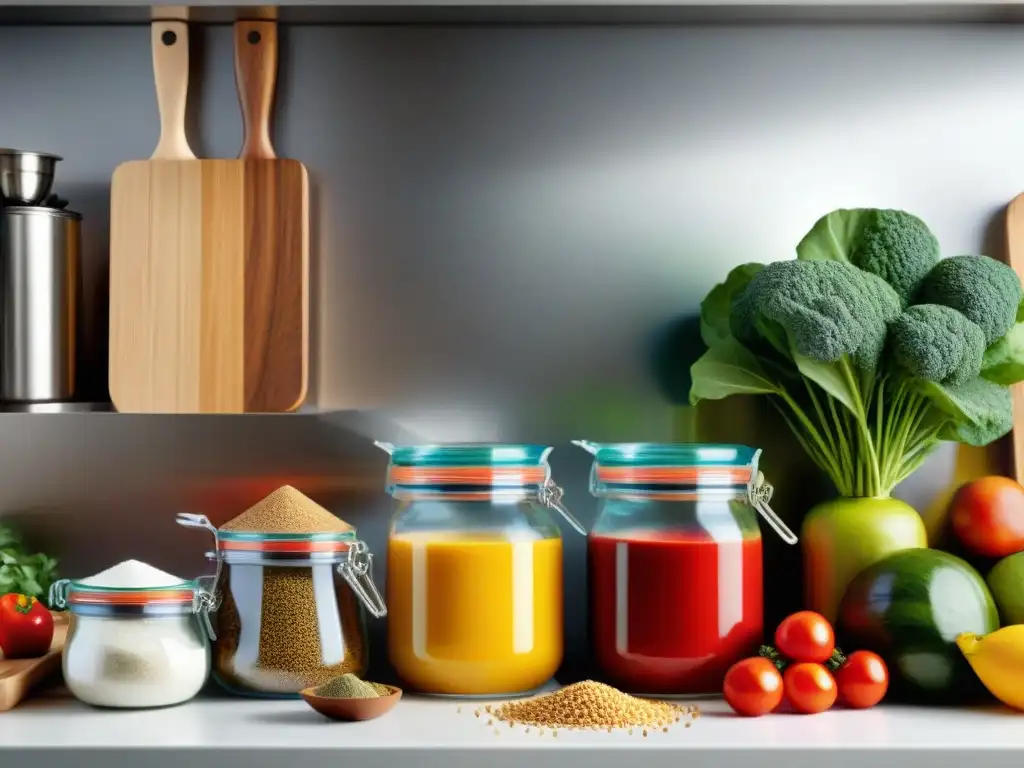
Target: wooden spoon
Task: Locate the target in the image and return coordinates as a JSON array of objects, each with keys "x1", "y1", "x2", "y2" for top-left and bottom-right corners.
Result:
[{"x1": 300, "y1": 684, "x2": 402, "y2": 722}]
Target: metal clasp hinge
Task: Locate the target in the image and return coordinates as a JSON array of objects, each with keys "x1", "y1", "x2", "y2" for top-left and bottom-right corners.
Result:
[
  {"x1": 540, "y1": 480, "x2": 587, "y2": 536},
  {"x1": 48, "y1": 579, "x2": 70, "y2": 611},
  {"x1": 748, "y1": 471, "x2": 798, "y2": 545},
  {"x1": 337, "y1": 540, "x2": 388, "y2": 619}
]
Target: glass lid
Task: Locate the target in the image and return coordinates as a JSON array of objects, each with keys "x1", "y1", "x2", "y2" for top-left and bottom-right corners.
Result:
[
  {"x1": 216, "y1": 528, "x2": 358, "y2": 554},
  {"x1": 572, "y1": 441, "x2": 758, "y2": 467},
  {"x1": 378, "y1": 442, "x2": 553, "y2": 467},
  {"x1": 50, "y1": 560, "x2": 197, "y2": 610}
]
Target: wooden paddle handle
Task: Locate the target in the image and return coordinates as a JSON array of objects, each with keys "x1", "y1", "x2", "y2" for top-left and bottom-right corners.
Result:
[
  {"x1": 235, "y1": 20, "x2": 278, "y2": 160},
  {"x1": 150, "y1": 20, "x2": 195, "y2": 160}
]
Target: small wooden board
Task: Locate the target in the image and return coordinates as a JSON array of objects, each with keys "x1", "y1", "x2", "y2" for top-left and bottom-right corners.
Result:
[
  {"x1": 1004, "y1": 197, "x2": 1024, "y2": 482},
  {"x1": 0, "y1": 611, "x2": 69, "y2": 712},
  {"x1": 108, "y1": 20, "x2": 308, "y2": 413}
]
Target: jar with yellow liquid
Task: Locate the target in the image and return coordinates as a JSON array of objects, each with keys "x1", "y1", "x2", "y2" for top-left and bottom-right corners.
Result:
[{"x1": 376, "y1": 442, "x2": 585, "y2": 697}]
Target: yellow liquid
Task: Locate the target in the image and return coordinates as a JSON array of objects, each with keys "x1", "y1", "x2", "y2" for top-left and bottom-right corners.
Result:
[{"x1": 387, "y1": 533, "x2": 563, "y2": 695}]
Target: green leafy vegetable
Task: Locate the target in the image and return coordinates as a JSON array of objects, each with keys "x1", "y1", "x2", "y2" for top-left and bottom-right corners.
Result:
[
  {"x1": 981, "y1": 308, "x2": 1024, "y2": 386},
  {"x1": 0, "y1": 526, "x2": 58, "y2": 600},
  {"x1": 689, "y1": 207, "x2": 1024, "y2": 499},
  {"x1": 916, "y1": 255, "x2": 1022, "y2": 345},
  {"x1": 890, "y1": 304, "x2": 985, "y2": 386},
  {"x1": 796, "y1": 208, "x2": 939, "y2": 305}
]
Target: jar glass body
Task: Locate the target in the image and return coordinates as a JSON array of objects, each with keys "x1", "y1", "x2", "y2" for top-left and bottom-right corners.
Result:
[
  {"x1": 211, "y1": 558, "x2": 368, "y2": 698},
  {"x1": 585, "y1": 443, "x2": 765, "y2": 696},
  {"x1": 383, "y1": 443, "x2": 568, "y2": 696},
  {"x1": 63, "y1": 611, "x2": 210, "y2": 708}
]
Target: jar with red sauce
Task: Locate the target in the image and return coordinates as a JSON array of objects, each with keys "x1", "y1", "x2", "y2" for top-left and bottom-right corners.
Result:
[{"x1": 574, "y1": 441, "x2": 797, "y2": 696}]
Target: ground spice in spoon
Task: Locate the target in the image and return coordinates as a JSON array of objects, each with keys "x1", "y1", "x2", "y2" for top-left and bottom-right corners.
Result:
[{"x1": 314, "y1": 673, "x2": 379, "y2": 699}]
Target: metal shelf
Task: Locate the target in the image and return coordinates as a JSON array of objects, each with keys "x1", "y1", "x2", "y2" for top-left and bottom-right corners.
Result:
[{"x1": 3, "y1": 1, "x2": 1024, "y2": 25}]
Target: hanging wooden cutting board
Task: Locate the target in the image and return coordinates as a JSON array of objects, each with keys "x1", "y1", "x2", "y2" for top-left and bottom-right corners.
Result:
[
  {"x1": 108, "y1": 19, "x2": 308, "y2": 413},
  {"x1": 232, "y1": 19, "x2": 309, "y2": 413}
]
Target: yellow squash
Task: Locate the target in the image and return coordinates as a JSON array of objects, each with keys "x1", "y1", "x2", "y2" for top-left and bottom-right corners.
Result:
[{"x1": 957, "y1": 627, "x2": 1024, "y2": 711}]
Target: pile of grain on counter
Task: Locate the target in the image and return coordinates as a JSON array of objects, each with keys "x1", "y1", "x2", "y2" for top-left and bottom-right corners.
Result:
[
  {"x1": 214, "y1": 486, "x2": 367, "y2": 694},
  {"x1": 478, "y1": 681, "x2": 698, "y2": 736}
]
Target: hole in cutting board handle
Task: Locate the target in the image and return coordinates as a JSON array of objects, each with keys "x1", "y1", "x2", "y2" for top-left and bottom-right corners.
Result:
[
  {"x1": 247, "y1": 30, "x2": 261, "y2": 45},
  {"x1": 161, "y1": 30, "x2": 177, "y2": 46}
]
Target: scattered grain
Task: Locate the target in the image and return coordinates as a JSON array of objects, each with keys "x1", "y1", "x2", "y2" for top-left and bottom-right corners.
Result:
[
  {"x1": 685, "y1": 722, "x2": 692, "y2": 728},
  {"x1": 492, "y1": 681, "x2": 681, "y2": 731},
  {"x1": 487, "y1": 719, "x2": 494, "y2": 726},
  {"x1": 220, "y1": 485, "x2": 351, "y2": 533}
]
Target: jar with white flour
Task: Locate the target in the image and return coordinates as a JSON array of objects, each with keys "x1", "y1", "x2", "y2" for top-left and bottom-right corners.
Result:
[{"x1": 49, "y1": 559, "x2": 216, "y2": 708}]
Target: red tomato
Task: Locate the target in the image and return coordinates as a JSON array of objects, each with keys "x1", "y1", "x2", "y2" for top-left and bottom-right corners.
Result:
[
  {"x1": 783, "y1": 662, "x2": 837, "y2": 714},
  {"x1": 0, "y1": 593, "x2": 54, "y2": 659},
  {"x1": 835, "y1": 650, "x2": 888, "y2": 709},
  {"x1": 774, "y1": 611, "x2": 835, "y2": 663},
  {"x1": 949, "y1": 477, "x2": 1024, "y2": 558},
  {"x1": 723, "y1": 657, "x2": 784, "y2": 717}
]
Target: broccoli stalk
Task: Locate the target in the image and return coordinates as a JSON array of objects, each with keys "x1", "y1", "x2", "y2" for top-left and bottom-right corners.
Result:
[{"x1": 690, "y1": 208, "x2": 1024, "y2": 499}]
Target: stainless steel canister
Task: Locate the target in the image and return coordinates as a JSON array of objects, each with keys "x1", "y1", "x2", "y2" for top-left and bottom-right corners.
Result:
[{"x1": 0, "y1": 206, "x2": 80, "y2": 402}]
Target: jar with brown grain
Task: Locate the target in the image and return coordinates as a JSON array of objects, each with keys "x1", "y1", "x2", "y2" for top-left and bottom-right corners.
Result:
[{"x1": 176, "y1": 486, "x2": 387, "y2": 698}]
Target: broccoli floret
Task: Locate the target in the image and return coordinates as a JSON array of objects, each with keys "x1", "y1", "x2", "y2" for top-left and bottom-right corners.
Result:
[
  {"x1": 916, "y1": 255, "x2": 1022, "y2": 346},
  {"x1": 890, "y1": 304, "x2": 985, "y2": 385},
  {"x1": 734, "y1": 259, "x2": 902, "y2": 369},
  {"x1": 848, "y1": 209, "x2": 940, "y2": 305}
]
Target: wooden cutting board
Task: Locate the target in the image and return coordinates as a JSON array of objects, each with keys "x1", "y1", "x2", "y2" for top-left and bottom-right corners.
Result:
[
  {"x1": 0, "y1": 611, "x2": 70, "y2": 712},
  {"x1": 232, "y1": 19, "x2": 309, "y2": 413},
  {"x1": 1004, "y1": 198, "x2": 1024, "y2": 482},
  {"x1": 108, "y1": 19, "x2": 308, "y2": 413}
]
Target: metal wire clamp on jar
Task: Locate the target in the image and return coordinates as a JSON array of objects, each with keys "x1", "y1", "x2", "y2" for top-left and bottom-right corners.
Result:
[
  {"x1": 48, "y1": 574, "x2": 216, "y2": 708},
  {"x1": 176, "y1": 513, "x2": 387, "y2": 699},
  {"x1": 377, "y1": 441, "x2": 585, "y2": 698},
  {"x1": 573, "y1": 441, "x2": 797, "y2": 698}
]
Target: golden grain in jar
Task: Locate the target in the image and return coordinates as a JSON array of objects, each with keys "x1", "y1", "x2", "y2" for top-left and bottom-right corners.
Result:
[{"x1": 177, "y1": 486, "x2": 388, "y2": 698}]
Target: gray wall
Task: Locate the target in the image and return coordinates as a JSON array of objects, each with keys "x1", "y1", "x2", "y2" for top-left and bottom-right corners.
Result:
[{"x1": 0, "y1": 21, "x2": 1014, "y2": 683}]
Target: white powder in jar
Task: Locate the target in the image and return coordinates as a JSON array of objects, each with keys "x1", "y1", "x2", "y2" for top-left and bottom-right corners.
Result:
[
  {"x1": 78, "y1": 559, "x2": 186, "y2": 588},
  {"x1": 63, "y1": 613, "x2": 210, "y2": 708},
  {"x1": 63, "y1": 559, "x2": 209, "y2": 708}
]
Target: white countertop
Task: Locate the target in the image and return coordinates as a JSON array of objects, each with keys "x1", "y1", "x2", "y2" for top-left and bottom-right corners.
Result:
[{"x1": 1, "y1": 686, "x2": 1023, "y2": 768}]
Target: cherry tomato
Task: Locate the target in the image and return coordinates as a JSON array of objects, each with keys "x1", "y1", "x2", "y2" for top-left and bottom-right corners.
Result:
[
  {"x1": 949, "y1": 476, "x2": 1024, "y2": 558},
  {"x1": 775, "y1": 611, "x2": 835, "y2": 663},
  {"x1": 783, "y1": 662, "x2": 837, "y2": 714},
  {"x1": 723, "y1": 657, "x2": 784, "y2": 717},
  {"x1": 0, "y1": 593, "x2": 54, "y2": 659},
  {"x1": 835, "y1": 650, "x2": 888, "y2": 709}
]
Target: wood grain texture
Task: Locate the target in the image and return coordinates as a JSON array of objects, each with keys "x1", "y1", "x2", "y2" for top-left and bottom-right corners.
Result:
[
  {"x1": 108, "y1": 19, "x2": 308, "y2": 413},
  {"x1": 201, "y1": 161, "x2": 245, "y2": 413},
  {"x1": 1004, "y1": 196, "x2": 1024, "y2": 483},
  {"x1": 236, "y1": 18, "x2": 309, "y2": 413},
  {"x1": 235, "y1": 20, "x2": 278, "y2": 161},
  {"x1": 0, "y1": 612, "x2": 69, "y2": 712}
]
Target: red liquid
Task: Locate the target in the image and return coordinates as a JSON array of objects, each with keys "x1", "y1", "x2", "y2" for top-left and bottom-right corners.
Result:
[{"x1": 589, "y1": 531, "x2": 763, "y2": 694}]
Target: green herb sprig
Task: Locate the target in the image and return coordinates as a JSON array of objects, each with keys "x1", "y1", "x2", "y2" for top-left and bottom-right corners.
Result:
[{"x1": 0, "y1": 525, "x2": 58, "y2": 599}]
